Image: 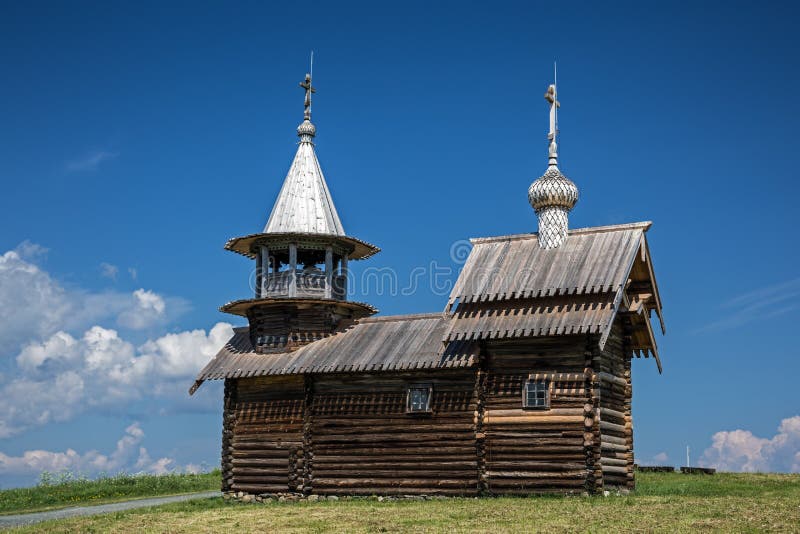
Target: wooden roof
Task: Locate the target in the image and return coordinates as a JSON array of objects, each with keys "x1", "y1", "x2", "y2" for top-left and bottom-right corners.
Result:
[
  {"x1": 445, "y1": 293, "x2": 617, "y2": 341},
  {"x1": 224, "y1": 232, "x2": 380, "y2": 261},
  {"x1": 448, "y1": 222, "x2": 655, "y2": 306},
  {"x1": 190, "y1": 313, "x2": 478, "y2": 392},
  {"x1": 191, "y1": 222, "x2": 665, "y2": 392},
  {"x1": 445, "y1": 221, "x2": 664, "y2": 371}
]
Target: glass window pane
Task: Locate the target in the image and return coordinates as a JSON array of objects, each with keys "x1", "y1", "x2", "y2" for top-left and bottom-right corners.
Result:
[
  {"x1": 525, "y1": 380, "x2": 548, "y2": 408},
  {"x1": 409, "y1": 388, "x2": 429, "y2": 411}
]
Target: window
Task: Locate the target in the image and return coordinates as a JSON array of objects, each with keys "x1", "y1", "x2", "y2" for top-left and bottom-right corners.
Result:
[
  {"x1": 523, "y1": 379, "x2": 550, "y2": 409},
  {"x1": 406, "y1": 384, "x2": 433, "y2": 413}
]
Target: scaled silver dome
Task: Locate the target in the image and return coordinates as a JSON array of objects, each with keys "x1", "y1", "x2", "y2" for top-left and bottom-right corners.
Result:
[
  {"x1": 528, "y1": 166, "x2": 579, "y2": 212},
  {"x1": 297, "y1": 119, "x2": 317, "y2": 139}
]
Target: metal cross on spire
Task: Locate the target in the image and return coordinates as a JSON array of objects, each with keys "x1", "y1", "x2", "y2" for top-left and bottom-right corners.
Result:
[
  {"x1": 545, "y1": 83, "x2": 560, "y2": 167},
  {"x1": 300, "y1": 73, "x2": 315, "y2": 121}
]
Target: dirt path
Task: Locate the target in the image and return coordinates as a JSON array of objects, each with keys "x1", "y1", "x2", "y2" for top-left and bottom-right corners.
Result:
[{"x1": 0, "y1": 490, "x2": 220, "y2": 529}]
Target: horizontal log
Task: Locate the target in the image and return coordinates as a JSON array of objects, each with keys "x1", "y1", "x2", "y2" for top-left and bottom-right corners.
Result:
[
  {"x1": 601, "y1": 441, "x2": 628, "y2": 452},
  {"x1": 231, "y1": 484, "x2": 290, "y2": 493},
  {"x1": 233, "y1": 475, "x2": 289, "y2": 487},
  {"x1": 487, "y1": 470, "x2": 586, "y2": 479},
  {"x1": 231, "y1": 458, "x2": 290, "y2": 467},
  {"x1": 599, "y1": 421, "x2": 627, "y2": 434},
  {"x1": 314, "y1": 487, "x2": 476, "y2": 496},
  {"x1": 312, "y1": 460, "x2": 478, "y2": 469},
  {"x1": 596, "y1": 372, "x2": 627, "y2": 387},
  {"x1": 232, "y1": 468, "x2": 290, "y2": 477},
  {"x1": 599, "y1": 434, "x2": 627, "y2": 446},
  {"x1": 601, "y1": 465, "x2": 629, "y2": 474},
  {"x1": 313, "y1": 478, "x2": 477, "y2": 489},
  {"x1": 314, "y1": 433, "x2": 476, "y2": 444},
  {"x1": 313, "y1": 414, "x2": 474, "y2": 424},
  {"x1": 600, "y1": 458, "x2": 628, "y2": 467},
  {"x1": 601, "y1": 451, "x2": 630, "y2": 461},
  {"x1": 485, "y1": 408, "x2": 584, "y2": 418},
  {"x1": 487, "y1": 479, "x2": 586, "y2": 490},
  {"x1": 231, "y1": 441, "x2": 300, "y2": 450},
  {"x1": 230, "y1": 448, "x2": 291, "y2": 457},
  {"x1": 312, "y1": 470, "x2": 478, "y2": 479},
  {"x1": 313, "y1": 446, "x2": 477, "y2": 456},
  {"x1": 313, "y1": 424, "x2": 475, "y2": 435},
  {"x1": 232, "y1": 430, "x2": 303, "y2": 439},
  {"x1": 486, "y1": 461, "x2": 585, "y2": 471},
  {"x1": 486, "y1": 458, "x2": 586, "y2": 469},
  {"x1": 599, "y1": 407, "x2": 626, "y2": 421},
  {"x1": 525, "y1": 372, "x2": 588, "y2": 382},
  {"x1": 487, "y1": 442, "x2": 584, "y2": 451},
  {"x1": 485, "y1": 415, "x2": 584, "y2": 425}
]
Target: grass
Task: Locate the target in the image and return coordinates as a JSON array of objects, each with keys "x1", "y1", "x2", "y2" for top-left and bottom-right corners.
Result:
[
  {"x1": 0, "y1": 470, "x2": 220, "y2": 515},
  {"x1": 7, "y1": 472, "x2": 800, "y2": 533}
]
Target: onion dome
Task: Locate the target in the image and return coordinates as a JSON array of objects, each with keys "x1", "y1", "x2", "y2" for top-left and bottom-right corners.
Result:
[
  {"x1": 297, "y1": 119, "x2": 316, "y2": 141},
  {"x1": 528, "y1": 83, "x2": 579, "y2": 250},
  {"x1": 528, "y1": 166, "x2": 579, "y2": 212}
]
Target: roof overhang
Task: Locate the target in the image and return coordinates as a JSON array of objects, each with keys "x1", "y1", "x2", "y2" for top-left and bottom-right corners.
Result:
[
  {"x1": 220, "y1": 296, "x2": 378, "y2": 318},
  {"x1": 225, "y1": 232, "x2": 380, "y2": 260}
]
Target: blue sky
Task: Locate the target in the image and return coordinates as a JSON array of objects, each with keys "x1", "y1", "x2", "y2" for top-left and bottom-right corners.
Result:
[{"x1": 1, "y1": 1, "x2": 799, "y2": 486}]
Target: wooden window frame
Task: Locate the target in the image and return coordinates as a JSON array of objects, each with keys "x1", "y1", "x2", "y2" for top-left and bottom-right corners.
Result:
[
  {"x1": 522, "y1": 378, "x2": 551, "y2": 410},
  {"x1": 406, "y1": 383, "x2": 433, "y2": 414}
]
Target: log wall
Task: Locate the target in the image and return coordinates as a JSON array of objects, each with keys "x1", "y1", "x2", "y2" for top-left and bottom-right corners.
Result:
[
  {"x1": 220, "y1": 331, "x2": 636, "y2": 496},
  {"x1": 595, "y1": 322, "x2": 635, "y2": 489},
  {"x1": 226, "y1": 375, "x2": 305, "y2": 494},
  {"x1": 483, "y1": 337, "x2": 594, "y2": 495},
  {"x1": 309, "y1": 371, "x2": 479, "y2": 496}
]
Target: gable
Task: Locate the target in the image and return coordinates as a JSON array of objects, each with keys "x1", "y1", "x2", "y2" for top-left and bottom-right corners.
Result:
[{"x1": 445, "y1": 222, "x2": 664, "y2": 371}]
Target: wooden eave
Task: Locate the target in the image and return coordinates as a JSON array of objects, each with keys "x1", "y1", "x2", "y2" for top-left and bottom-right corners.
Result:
[
  {"x1": 224, "y1": 232, "x2": 380, "y2": 261},
  {"x1": 220, "y1": 296, "x2": 378, "y2": 318}
]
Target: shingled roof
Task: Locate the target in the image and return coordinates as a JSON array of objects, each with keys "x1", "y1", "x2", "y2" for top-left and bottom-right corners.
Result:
[
  {"x1": 192, "y1": 222, "x2": 664, "y2": 393},
  {"x1": 444, "y1": 221, "x2": 663, "y2": 371},
  {"x1": 447, "y1": 222, "x2": 655, "y2": 305},
  {"x1": 190, "y1": 314, "x2": 478, "y2": 393}
]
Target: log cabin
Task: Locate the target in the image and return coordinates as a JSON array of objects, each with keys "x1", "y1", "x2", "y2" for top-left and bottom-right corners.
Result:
[{"x1": 190, "y1": 75, "x2": 664, "y2": 497}]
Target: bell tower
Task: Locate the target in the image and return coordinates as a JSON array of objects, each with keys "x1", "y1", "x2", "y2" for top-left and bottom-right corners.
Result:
[{"x1": 222, "y1": 73, "x2": 379, "y2": 352}]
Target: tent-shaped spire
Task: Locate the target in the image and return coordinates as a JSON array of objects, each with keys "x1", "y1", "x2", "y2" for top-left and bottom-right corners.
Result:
[{"x1": 264, "y1": 73, "x2": 345, "y2": 236}]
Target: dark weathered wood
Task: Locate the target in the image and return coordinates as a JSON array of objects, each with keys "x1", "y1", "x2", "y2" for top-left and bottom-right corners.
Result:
[{"x1": 220, "y1": 315, "x2": 640, "y2": 497}]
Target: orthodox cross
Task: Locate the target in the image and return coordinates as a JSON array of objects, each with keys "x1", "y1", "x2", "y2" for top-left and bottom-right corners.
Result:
[
  {"x1": 300, "y1": 73, "x2": 315, "y2": 121},
  {"x1": 544, "y1": 84, "x2": 560, "y2": 142},
  {"x1": 545, "y1": 84, "x2": 560, "y2": 166}
]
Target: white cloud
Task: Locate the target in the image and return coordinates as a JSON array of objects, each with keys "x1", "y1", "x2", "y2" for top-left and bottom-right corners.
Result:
[
  {"x1": 700, "y1": 415, "x2": 800, "y2": 473},
  {"x1": 14, "y1": 241, "x2": 48, "y2": 260},
  {"x1": 117, "y1": 289, "x2": 167, "y2": 329},
  {"x1": 0, "y1": 243, "x2": 187, "y2": 352},
  {"x1": 0, "y1": 242, "x2": 230, "y2": 438},
  {"x1": 128, "y1": 267, "x2": 138, "y2": 281},
  {"x1": 652, "y1": 452, "x2": 669, "y2": 463},
  {"x1": 100, "y1": 262, "x2": 119, "y2": 280},
  {"x1": 0, "y1": 322, "x2": 232, "y2": 438},
  {"x1": 0, "y1": 422, "x2": 180, "y2": 478},
  {"x1": 66, "y1": 150, "x2": 119, "y2": 172}
]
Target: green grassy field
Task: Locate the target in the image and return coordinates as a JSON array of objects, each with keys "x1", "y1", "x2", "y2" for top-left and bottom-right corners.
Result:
[
  {"x1": 6, "y1": 471, "x2": 800, "y2": 533},
  {"x1": 0, "y1": 470, "x2": 220, "y2": 515}
]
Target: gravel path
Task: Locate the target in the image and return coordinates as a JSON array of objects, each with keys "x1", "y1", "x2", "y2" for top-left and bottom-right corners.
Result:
[{"x1": 0, "y1": 491, "x2": 221, "y2": 529}]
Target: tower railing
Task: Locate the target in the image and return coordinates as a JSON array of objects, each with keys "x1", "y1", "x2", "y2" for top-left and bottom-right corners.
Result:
[{"x1": 261, "y1": 270, "x2": 346, "y2": 300}]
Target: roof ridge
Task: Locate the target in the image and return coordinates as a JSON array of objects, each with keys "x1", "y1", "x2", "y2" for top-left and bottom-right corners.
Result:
[
  {"x1": 359, "y1": 312, "x2": 444, "y2": 323},
  {"x1": 469, "y1": 221, "x2": 652, "y2": 245}
]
